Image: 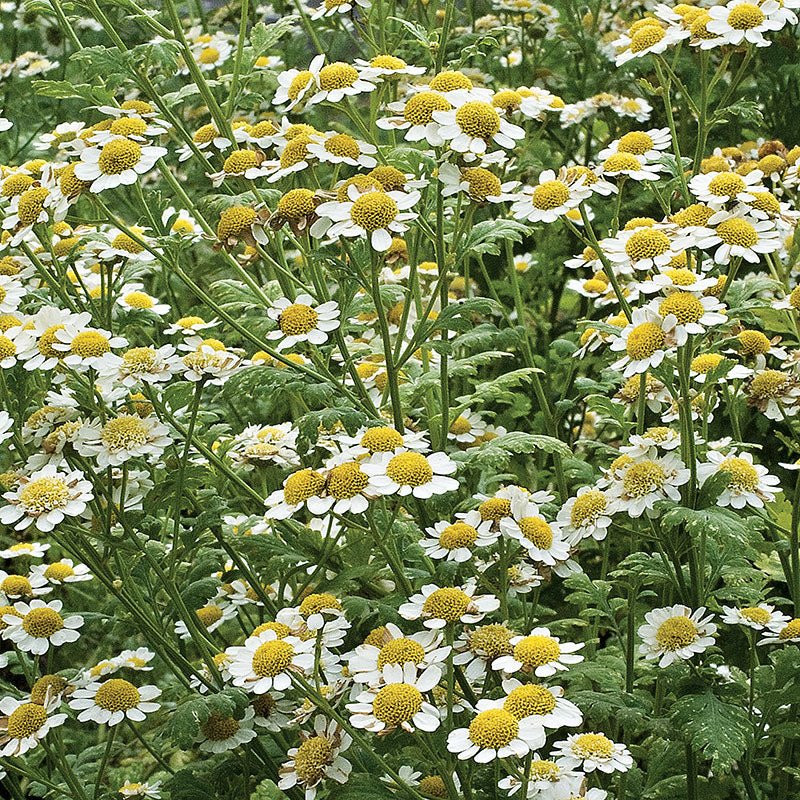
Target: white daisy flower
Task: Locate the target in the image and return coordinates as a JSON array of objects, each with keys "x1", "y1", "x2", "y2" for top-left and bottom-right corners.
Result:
[
  {"x1": 501, "y1": 678, "x2": 583, "y2": 729},
  {"x1": 180, "y1": 345, "x2": 243, "y2": 385},
  {"x1": 433, "y1": 99, "x2": 525, "y2": 154},
  {"x1": 605, "y1": 453, "x2": 690, "y2": 518},
  {"x1": 638, "y1": 267, "x2": 719, "y2": 295},
  {"x1": 273, "y1": 56, "x2": 324, "y2": 109},
  {"x1": 3, "y1": 598, "x2": 83, "y2": 654},
  {"x1": 688, "y1": 169, "x2": 766, "y2": 207},
  {"x1": 0, "y1": 542, "x2": 50, "y2": 559},
  {"x1": 598, "y1": 128, "x2": 671, "y2": 162},
  {"x1": 399, "y1": 582, "x2": 500, "y2": 629},
  {"x1": 687, "y1": 210, "x2": 780, "y2": 265},
  {"x1": 30, "y1": 559, "x2": 92, "y2": 585},
  {"x1": 0, "y1": 275, "x2": 24, "y2": 314},
  {"x1": 0, "y1": 694, "x2": 67, "y2": 756},
  {"x1": 599, "y1": 152, "x2": 662, "y2": 182},
  {"x1": 421, "y1": 510, "x2": 498, "y2": 562},
  {"x1": 266, "y1": 293, "x2": 341, "y2": 350},
  {"x1": 73, "y1": 139, "x2": 167, "y2": 192},
  {"x1": 0, "y1": 569, "x2": 51, "y2": 599},
  {"x1": 312, "y1": 0, "x2": 369, "y2": 17},
  {"x1": 697, "y1": 449, "x2": 780, "y2": 508},
  {"x1": 346, "y1": 663, "x2": 441, "y2": 733},
  {"x1": 118, "y1": 781, "x2": 161, "y2": 798},
  {"x1": 646, "y1": 292, "x2": 727, "y2": 336},
  {"x1": 376, "y1": 91, "x2": 451, "y2": 146},
  {"x1": 759, "y1": 618, "x2": 800, "y2": 645},
  {"x1": 190, "y1": 37, "x2": 233, "y2": 71},
  {"x1": 354, "y1": 54, "x2": 426, "y2": 80},
  {"x1": 453, "y1": 623, "x2": 516, "y2": 682},
  {"x1": 615, "y1": 23, "x2": 684, "y2": 65},
  {"x1": 638, "y1": 604, "x2": 717, "y2": 667},
  {"x1": 307, "y1": 60, "x2": 376, "y2": 105},
  {"x1": 721, "y1": 603, "x2": 790, "y2": 631},
  {"x1": 96, "y1": 344, "x2": 180, "y2": 387},
  {"x1": 116, "y1": 647, "x2": 156, "y2": 670},
  {"x1": 438, "y1": 162, "x2": 517, "y2": 204},
  {"x1": 556, "y1": 486, "x2": 613, "y2": 545},
  {"x1": 69, "y1": 678, "x2": 161, "y2": 726},
  {"x1": 492, "y1": 627, "x2": 584, "y2": 677},
  {"x1": 0, "y1": 464, "x2": 92, "y2": 532},
  {"x1": 497, "y1": 755, "x2": 583, "y2": 799},
  {"x1": 116, "y1": 284, "x2": 171, "y2": 316},
  {"x1": 706, "y1": 1, "x2": 782, "y2": 47},
  {"x1": 552, "y1": 732, "x2": 633, "y2": 773},
  {"x1": 50, "y1": 324, "x2": 128, "y2": 370},
  {"x1": 511, "y1": 169, "x2": 591, "y2": 223},
  {"x1": 610, "y1": 306, "x2": 685, "y2": 377},
  {"x1": 226, "y1": 629, "x2": 316, "y2": 693},
  {"x1": 0, "y1": 324, "x2": 35, "y2": 369},
  {"x1": 447, "y1": 408, "x2": 488, "y2": 443},
  {"x1": 362, "y1": 449, "x2": 459, "y2": 499},
  {"x1": 196, "y1": 706, "x2": 257, "y2": 753},
  {"x1": 76, "y1": 415, "x2": 171, "y2": 468},
  {"x1": 447, "y1": 698, "x2": 545, "y2": 762},
  {"x1": 307, "y1": 131, "x2": 377, "y2": 168},
  {"x1": 604, "y1": 226, "x2": 682, "y2": 272},
  {"x1": 337, "y1": 425, "x2": 429, "y2": 459},
  {"x1": 174, "y1": 603, "x2": 238, "y2": 640}
]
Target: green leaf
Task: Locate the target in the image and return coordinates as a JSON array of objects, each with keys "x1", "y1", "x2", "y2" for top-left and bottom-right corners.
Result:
[
  {"x1": 457, "y1": 219, "x2": 530, "y2": 258},
  {"x1": 250, "y1": 18, "x2": 296, "y2": 56}
]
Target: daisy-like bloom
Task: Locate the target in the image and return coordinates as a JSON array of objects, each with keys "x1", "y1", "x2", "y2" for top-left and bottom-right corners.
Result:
[
  {"x1": 115, "y1": 284, "x2": 171, "y2": 316},
  {"x1": 500, "y1": 496, "x2": 572, "y2": 567},
  {"x1": 433, "y1": 99, "x2": 525, "y2": 154},
  {"x1": 266, "y1": 293, "x2": 340, "y2": 351},
  {"x1": 447, "y1": 698, "x2": 545, "y2": 763},
  {"x1": 620, "y1": 426, "x2": 683, "y2": 457},
  {"x1": 453, "y1": 623, "x2": 515, "y2": 682},
  {"x1": 0, "y1": 694, "x2": 67, "y2": 756},
  {"x1": 69, "y1": 678, "x2": 161, "y2": 726},
  {"x1": 118, "y1": 781, "x2": 161, "y2": 798},
  {"x1": 337, "y1": 425, "x2": 429, "y2": 459},
  {"x1": 264, "y1": 467, "x2": 331, "y2": 519},
  {"x1": 501, "y1": 677, "x2": 583, "y2": 730},
  {"x1": 687, "y1": 210, "x2": 780, "y2": 265},
  {"x1": 50, "y1": 324, "x2": 128, "y2": 371},
  {"x1": 313, "y1": 186, "x2": 420, "y2": 252},
  {"x1": 190, "y1": 37, "x2": 233, "y2": 71},
  {"x1": 690, "y1": 352, "x2": 752, "y2": 385},
  {"x1": 174, "y1": 602, "x2": 237, "y2": 640},
  {"x1": 615, "y1": 22, "x2": 684, "y2": 65},
  {"x1": 421, "y1": 510, "x2": 498, "y2": 562},
  {"x1": 0, "y1": 275, "x2": 24, "y2": 314},
  {"x1": 638, "y1": 266, "x2": 719, "y2": 295},
  {"x1": 162, "y1": 207, "x2": 202, "y2": 238},
  {"x1": 552, "y1": 732, "x2": 633, "y2": 773},
  {"x1": 275, "y1": 593, "x2": 351, "y2": 647},
  {"x1": 610, "y1": 306, "x2": 685, "y2": 377},
  {"x1": 0, "y1": 542, "x2": 50, "y2": 559},
  {"x1": 96, "y1": 344, "x2": 180, "y2": 387},
  {"x1": 399, "y1": 583, "x2": 500, "y2": 629},
  {"x1": 638, "y1": 604, "x2": 717, "y2": 667},
  {"x1": 604, "y1": 226, "x2": 682, "y2": 272},
  {"x1": 76, "y1": 415, "x2": 171, "y2": 468},
  {"x1": 116, "y1": 647, "x2": 155, "y2": 671},
  {"x1": 196, "y1": 707, "x2": 257, "y2": 753},
  {"x1": 688, "y1": 169, "x2": 765, "y2": 207},
  {"x1": 3, "y1": 185, "x2": 67, "y2": 244},
  {"x1": 87, "y1": 116, "x2": 167, "y2": 146},
  {"x1": 362, "y1": 449, "x2": 458, "y2": 499},
  {"x1": 3, "y1": 599, "x2": 83, "y2": 654},
  {"x1": 376, "y1": 91, "x2": 451, "y2": 146},
  {"x1": 556, "y1": 486, "x2": 613, "y2": 545},
  {"x1": 31, "y1": 559, "x2": 92, "y2": 586},
  {"x1": 0, "y1": 464, "x2": 92, "y2": 532},
  {"x1": 438, "y1": 163, "x2": 517, "y2": 205},
  {"x1": 347, "y1": 663, "x2": 441, "y2": 734},
  {"x1": 73, "y1": 138, "x2": 166, "y2": 192},
  {"x1": 721, "y1": 603, "x2": 790, "y2": 631},
  {"x1": 697, "y1": 449, "x2": 780, "y2": 509},
  {"x1": 176, "y1": 122, "x2": 237, "y2": 161},
  {"x1": 497, "y1": 754, "x2": 583, "y2": 799},
  {"x1": 605, "y1": 453, "x2": 690, "y2": 518},
  {"x1": 180, "y1": 345, "x2": 243, "y2": 385},
  {"x1": 598, "y1": 127, "x2": 671, "y2": 162},
  {"x1": 226, "y1": 629, "x2": 315, "y2": 693},
  {"x1": 355, "y1": 54, "x2": 426, "y2": 80},
  {"x1": 648, "y1": 291, "x2": 727, "y2": 336},
  {"x1": 760, "y1": 618, "x2": 800, "y2": 645},
  {"x1": 274, "y1": 58, "x2": 324, "y2": 110},
  {"x1": 207, "y1": 149, "x2": 270, "y2": 187},
  {"x1": 308, "y1": 132, "x2": 377, "y2": 168},
  {"x1": 706, "y1": 1, "x2": 782, "y2": 46},
  {"x1": 307, "y1": 60, "x2": 376, "y2": 105},
  {"x1": 0, "y1": 569, "x2": 50, "y2": 600},
  {"x1": 447, "y1": 408, "x2": 488, "y2": 444},
  {"x1": 511, "y1": 169, "x2": 591, "y2": 223},
  {"x1": 278, "y1": 716, "x2": 352, "y2": 798},
  {"x1": 492, "y1": 627, "x2": 584, "y2": 677},
  {"x1": 348, "y1": 623, "x2": 450, "y2": 686},
  {"x1": 251, "y1": 690, "x2": 293, "y2": 730},
  {"x1": 598, "y1": 152, "x2": 661, "y2": 182},
  {"x1": 0, "y1": 323, "x2": 35, "y2": 369},
  {"x1": 312, "y1": 0, "x2": 369, "y2": 18}
]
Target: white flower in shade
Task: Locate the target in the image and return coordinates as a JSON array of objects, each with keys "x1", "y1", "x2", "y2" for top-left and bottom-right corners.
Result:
[
  {"x1": 115, "y1": 284, "x2": 171, "y2": 316},
  {"x1": 500, "y1": 494, "x2": 571, "y2": 566},
  {"x1": 76, "y1": 415, "x2": 172, "y2": 467},
  {"x1": 0, "y1": 118, "x2": 11, "y2": 132},
  {"x1": 610, "y1": 306, "x2": 685, "y2": 377},
  {"x1": 433, "y1": 99, "x2": 525, "y2": 154},
  {"x1": 500, "y1": 678, "x2": 583, "y2": 729},
  {"x1": 620, "y1": 426, "x2": 682, "y2": 457},
  {"x1": 337, "y1": 425, "x2": 429, "y2": 458},
  {"x1": 760, "y1": 618, "x2": 800, "y2": 645},
  {"x1": 599, "y1": 152, "x2": 662, "y2": 181},
  {"x1": 511, "y1": 169, "x2": 590, "y2": 223},
  {"x1": 0, "y1": 410, "x2": 13, "y2": 443},
  {"x1": 362, "y1": 450, "x2": 458, "y2": 499},
  {"x1": 31, "y1": 559, "x2": 92, "y2": 585},
  {"x1": 376, "y1": 91, "x2": 451, "y2": 146},
  {"x1": 697, "y1": 449, "x2": 780, "y2": 509},
  {"x1": 278, "y1": 716, "x2": 352, "y2": 798},
  {"x1": 162, "y1": 207, "x2": 202, "y2": 238},
  {"x1": 492, "y1": 627, "x2": 584, "y2": 677},
  {"x1": 497, "y1": 755, "x2": 584, "y2": 799},
  {"x1": 421, "y1": 511, "x2": 498, "y2": 562},
  {"x1": 50, "y1": 325, "x2": 128, "y2": 370},
  {"x1": 96, "y1": 344, "x2": 180, "y2": 387},
  {"x1": 307, "y1": 132, "x2": 377, "y2": 168},
  {"x1": 180, "y1": 345, "x2": 243, "y2": 385},
  {"x1": 355, "y1": 54, "x2": 426, "y2": 80},
  {"x1": 196, "y1": 706, "x2": 257, "y2": 753},
  {"x1": 264, "y1": 467, "x2": 330, "y2": 519},
  {"x1": 275, "y1": 593, "x2": 350, "y2": 646},
  {"x1": 0, "y1": 542, "x2": 50, "y2": 559},
  {"x1": 557, "y1": 486, "x2": 613, "y2": 545},
  {"x1": 69, "y1": 679, "x2": 161, "y2": 725},
  {"x1": 348, "y1": 623, "x2": 450, "y2": 686},
  {"x1": 174, "y1": 603, "x2": 237, "y2": 640},
  {"x1": 347, "y1": 663, "x2": 441, "y2": 734},
  {"x1": 0, "y1": 464, "x2": 92, "y2": 532},
  {"x1": 313, "y1": 186, "x2": 420, "y2": 252},
  {"x1": 118, "y1": 781, "x2": 162, "y2": 798},
  {"x1": 706, "y1": 1, "x2": 782, "y2": 46},
  {"x1": 266, "y1": 293, "x2": 341, "y2": 350},
  {"x1": 552, "y1": 732, "x2": 633, "y2": 773},
  {"x1": 74, "y1": 139, "x2": 167, "y2": 192},
  {"x1": 438, "y1": 163, "x2": 517, "y2": 204},
  {"x1": 0, "y1": 275, "x2": 24, "y2": 314},
  {"x1": 307, "y1": 60, "x2": 376, "y2": 105},
  {"x1": 399, "y1": 583, "x2": 500, "y2": 629},
  {"x1": 312, "y1": 0, "x2": 369, "y2": 17},
  {"x1": 116, "y1": 647, "x2": 156, "y2": 670},
  {"x1": 226, "y1": 629, "x2": 315, "y2": 693},
  {"x1": 453, "y1": 623, "x2": 516, "y2": 682},
  {"x1": 447, "y1": 408, "x2": 488, "y2": 444},
  {"x1": 688, "y1": 210, "x2": 781, "y2": 265},
  {"x1": 605, "y1": 453, "x2": 690, "y2": 518},
  {"x1": 721, "y1": 603, "x2": 790, "y2": 631},
  {"x1": 0, "y1": 569, "x2": 50, "y2": 599},
  {"x1": 688, "y1": 169, "x2": 765, "y2": 207},
  {"x1": 250, "y1": 690, "x2": 294, "y2": 730},
  {"x1": 3, "y1": 599, "x2": 83, "y2": 654},
  {"x1": 638, "y1": 604, "x2": 717, "y2": 667},
  {"x1": 598, "y1": 127, "x2": 671, "y2": 162},
  {"x1": 0, "y1": 694, "x2": 67, "y2": 756},
  {"x1": 447, "y1": 698, "x2": 545, "y2": 762}
]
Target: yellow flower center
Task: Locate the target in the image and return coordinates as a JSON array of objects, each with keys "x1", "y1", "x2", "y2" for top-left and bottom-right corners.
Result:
[
  {"x1": 19, "y1": 477, "x2": 71, "y2": 512},
  {"x1": 478, "y1": 497, "x2": 511, "y2": 521},
  {"x1": 0, "y1": 334, "x2": 16, "y2": 360},
  {"x1": 299, "y1": 592, "x2": 341, "y2": 619},
  {"x1": 728, "y1": 3, "x2": 764, "y2": 29},
  {"x1": 532, "y1": 180, "x2": 570, "y2": 210},
  {"x1": 449, "y1": 416, "x2": 472, "y2": 436},
  {"x1": 370, "y1": 54, "x2": 407, "y2": 69},
  {"x1": 429, "y1": 70, "x2": 473, "y2": 92},
  {"x1": 369, "y1": 165, "x2": 407, "y2": 192},
  {"x1": 738, "y1": 329, "x2": 771, "y2": 355},
  {"x1": 278, "y1": 303, "x2": 319, "y2": 336},
  {"x1": 202, "y1": 712, "x2": 240, "y2": 740},
  {"x1": 372, "y1": 682, "x2": 423, "y2": 724},
  {"x1": 691, "y1": 353, "x2": 722, "y2": 374},
  {"x1": 741, "y1": 606, "x2": 771, "y2": 624},
  {"x1": 109, "y1": 118, "x2": 148, "y2": 138},
  {"x1": 223, "y1": 150, "x2": 260, "y2": 174},
  {"x1": 17, "y1": 187, "x2": 50, "y2": 226},
  {"x1": 2, "y1": 575, "x2": 32, "y2": 596},
  {"x1": 350, "y1": 192, "x2": 398, "y2": 232},
  {"x1": 751, "y1": 191, "x2": 781, "y2": 214},
  {"x1": 659, "y1": 292, "x2": 705, "y2": 325},
  {"x1": 789, "y1": 286, "x2": 800, "y2": 311},
  {"x1": 318, "y1": 62, "x2": 359, "y2": 91},
  {"x1": 70, "y1": 330, "x2": 111, "y2": 358},
  {"x1": 287, "y1": 71, "x2": 313, "y2": 101},
  {"x1": 517, "y1": 517, "x2": 554, "y2": 549},
  {"x1": 98, "y1": 139, "x2": 142, "y2": 174},
  {"x1": 462, "y1": 167, "x2": 502, "y2": 202},
  {"x1": 455, "y1": 101, "x2": 501, "y2": 139},
  {"x1": 708, "y1": 172, "x2": 746, "y2": 197},
  {"x1": 386, "y1": 452, "x2": 433, "y2": 487},
  {"x1": 468, "y1": 624, "x2": 513, "y2": 657},
  {"x1": 629, "y1": 25, "x2": 666, "y2": 52},
  {"x1": 513, "y1": 634, "x2": 560, "y2": 667},
  {"x1": 603, "y1": 153, "x2": 642, "y2": 172},
  {"x1": 325, "y1": 133, "x2": 361, "y2": 160},
  {"x1": 111, "y1": 232, "x2": 145, "y2": 254},
  {"x1": 30, "y1": 674, "x2": 68, "y2": 704},
  {"x1": 422, "y1": 587, "x2": 470, "y2": 621},
  {"x1": 503, "y1": 684, "x2": 556, "y2": 719},
  {"x1": 280, "y1": 135, "x2": 313, "y2": 168},
  {"x1": 529, "y1": 760, "x2": 561, "y2": 781},
  {"x1": 2, "y1": 174, "x2": 34, "y2": 198},
  {"x1": 120, "y1": 99, "x2": 153, "y2": 114},
  {"x1": 217, "y1": 206, "x2": 256, "y2": 239},
  {"x1": 655, "y1": 615, "x2": 697, "y2": 650},
  {"x1": 617, "y1": 131, "x2": 655, "y2": 155},
  {"x1": 283, "y1": 469, "x2": 326, "y2": 505},
  {"x1": 195, "y1": 605, "x2": 223, "y2": 627},
  {"x1": 377, "y1": 638, "x2": 426, "y2": 669},
  {"x1": 718, "y1": 457, "x2": 759, "y2": 492},
  {"x1": 570, "y1": 490, "x2": 607, "y2": 526},
  {"x1": 749, "y1": 369, "x2": 787, "y2": 398},
  {"x1": 252, "y1": 621, "x2": 292, "y2": 639},
  {"x1": 419, "y1": 776, "x2": 448, "y2": 797},
  {"x1": 439, "y1": 522, "x2": 479, "y2": 549},
  {"x1": 198, "y1": 47, "x2": 221, "y2": 65},
  {"x1": 468, "y1": 708, "x2": 519, "y2": 748},
  {"x1": 573, "y1": 733, "x2": 614, "y2": 758},
  {"x1": 294, "y1": 735, "x2": 333, "y2": 781},
  {"x1": 7, "y1": 703, "x2": 48, "y2": 738},
  {"x1": 625, "y1": 228, "x2": 671, "y2": 261},
  {"x1": 44, "y1": 562, "x2": 75, "y2": 581},
  {"x1": 778, "y1": 619, "x2": 800, "y2": 639},
  {"x1": 325, "y1": 462, "x2": 369, "y2": 499},
  {"x1": 360, "y1": 426, "x2": 403, "y2": 452},
  {"x1": 100, "y1": 416, "x2": 149, "y2": 451},
  {"x1": 716, "y1": 218, "x2": 758, "y2": 248},
  {"x1": 252, "y1": 639, "x2": 294, "y2": 676},
  {"x1": 277, "y1": 189, "x2": 315, "y2": 221},
  {"x1": 94, "y1": 679, "x2": 141, "y2": 711},
  {"x1": 626, "y1": 322, "x2": 665, "y2": 359},
  {"x1": 623, "y1": 461, "x2": 666, "y2": 496}
]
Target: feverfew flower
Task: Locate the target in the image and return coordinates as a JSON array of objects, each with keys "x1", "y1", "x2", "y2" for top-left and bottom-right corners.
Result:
[
  {"x1": 362, "y1": 450, "x2": 458, "y2": 499},
  {"x1": 433, "y1": 99, "x2": 525, "y2": 154},
  {"x1": 74, "y1": 138, "x2": 167, "y2": 192},
  {"x1": 76, "y1": 415, "x2": 172, "y2": 467},
  {"x1": 697, "y1": 449, "x2": 780, "y2": 508},
  {"x1": 226, "y1": 629, "x2": 315, "y2": 693},
  {"x1": 638, "y1": 604, "x2": 717, "y2": 667},
  {"x1": 0, "y1": 694, "x2": 67, "y2": 756},
  {"x1": 706, "y1": 1, "x2": 782, "y2": 46},
  {"x1": 3, "y1": 599, "x2": 83, "y2": 654},
  {"x1": 552, "y1": 732, "x2": 633, "y2": 773},
  {"x1": 266, "y1": 293, "x2": 340, "y2": 350},
  {"x1": 399, "y1": 583, "x2": 500, "y2": 629},
  {"x1": 421, "y1": 511, "x2": 498, "y2": 562},
  {"x1": 492, "y1": 627, "x2": 584, "y2": 677},
  {"x1": 721, "y1": 603, "x2": 790, "y2": 631},
  {"x1": 69, "y1": 679, "x2": 161, "y2": 725}
]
